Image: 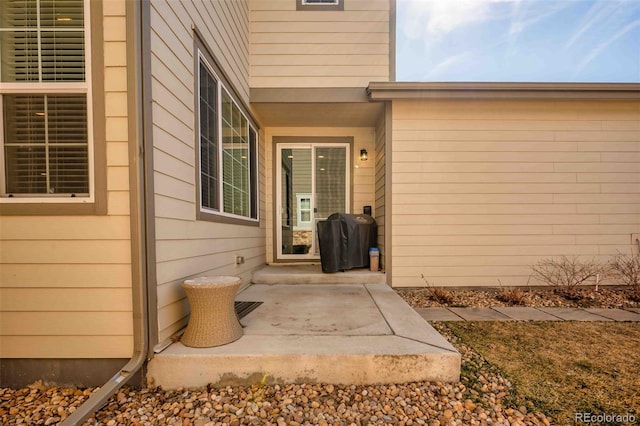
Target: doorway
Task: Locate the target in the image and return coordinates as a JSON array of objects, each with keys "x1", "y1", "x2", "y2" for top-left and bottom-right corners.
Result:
[{"x1": 276, "y1": 141, "x2": 351, "y2": 260}]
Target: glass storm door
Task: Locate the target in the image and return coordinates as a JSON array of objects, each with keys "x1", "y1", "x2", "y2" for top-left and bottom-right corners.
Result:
[{"x1": 277, "y1": 143, "x2": 350, "y2": 260}]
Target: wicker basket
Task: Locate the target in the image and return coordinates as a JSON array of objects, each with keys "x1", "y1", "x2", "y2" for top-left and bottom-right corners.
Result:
[{"x1": 180, "y1": 276, "x2": 243, "y2": 348}]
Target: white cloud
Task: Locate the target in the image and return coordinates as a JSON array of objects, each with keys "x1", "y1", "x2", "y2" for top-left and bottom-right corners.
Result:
[
  {"x1": 400, "y1": 0, "x2": 569, "y2": 45},
  {"x1": 576, "y1": 18, "x2": 640, "y2": 72},
  {"x1": 508, "y1": 1, "x2": 572, "y2": 38},
  {"x1": 423, "y1": 51, "x2": 474, "y2": 79},
  {"x1": 396, "y1": 0, "x2": 640, "y2": 82},
  {"x1": 564, "y1": 0, "x2": 622, "y2": 49},
  {"x1": 400, "y1": 0, "x2": 511, "y2": 41}
]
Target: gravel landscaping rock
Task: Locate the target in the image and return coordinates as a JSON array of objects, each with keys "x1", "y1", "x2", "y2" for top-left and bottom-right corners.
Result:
[
  {"x1": 0, "y1": 328, "x2": 552, "y2": 426},
  {"x1": 397, "y1": 286, "x2": 639, "y2": 310},
  {"x1": 11, "y1": 284, "x2": 625, "y2": 424}
]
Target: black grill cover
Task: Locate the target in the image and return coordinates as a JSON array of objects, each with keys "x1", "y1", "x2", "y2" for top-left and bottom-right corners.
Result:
[{"x1": 317, "y1": 213, "x2": 377, "y2": 273}]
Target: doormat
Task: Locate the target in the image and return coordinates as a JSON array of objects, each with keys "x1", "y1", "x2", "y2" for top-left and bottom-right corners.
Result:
[{"x1": 234, "y1": 301, "x2": 263, "y2": 319}]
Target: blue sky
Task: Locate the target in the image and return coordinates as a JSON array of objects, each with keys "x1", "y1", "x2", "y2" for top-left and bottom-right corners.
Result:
[{"x1": 396, "y1": 0, "x2": 640, "y2": 82}]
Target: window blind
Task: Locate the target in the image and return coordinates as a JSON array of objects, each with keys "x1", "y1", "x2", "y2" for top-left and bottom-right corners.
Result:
[
  {"x1": 199, "y1": 61, "x2": 219, "y2": 210},
  {"x1": 1, "y1": 0, "x2": 89, "y2": 197},
  {"x1": 0, "y1": 0, "x2": 85, "y2": 82},
  {"x1": 4, "y1": 94, "x2": 89, "y2": 195}
]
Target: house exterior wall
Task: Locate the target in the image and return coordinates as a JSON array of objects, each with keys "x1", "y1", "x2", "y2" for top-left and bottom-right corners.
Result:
[
  {"x1": 149, "y1": 0, "x2": 266, "y2": 344},
  {"x1": 374, "y1": 109, "x2": 387, "y2": 269},
  {"x1": 250, "y1": 0, "x2": 390, "y2": 88},
  {"x1": 391, "y1": 98, "x2": 640, "y2": 287},
  {"x1": 0, "y1": 0, "x2": 134, "y2": 359},
  {"x1": 265, "y1": 127, "x2": 375, "y2": 263}
]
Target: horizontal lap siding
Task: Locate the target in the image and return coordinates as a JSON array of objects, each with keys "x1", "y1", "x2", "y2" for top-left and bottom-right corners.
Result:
[
  {"x1": 250, "y1": 0, "x2": 389, "y2": 88},
  {"x1": 391, "y1": 99, "x2": 640, "y2": 287},
  {"x1": 150, "y1": 0, "x2": 265, "y2": 343},
  {"x1": 0, "y1": 2, "x2": 133, "y2": 358},
  {"x1": 374, "y1": 111, "x2": 386, "y2": 269}
]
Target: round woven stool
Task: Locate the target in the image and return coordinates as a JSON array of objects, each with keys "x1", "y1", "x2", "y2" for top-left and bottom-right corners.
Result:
[{"x1": 180, "y1": 276, "x2": 243, "y2": 348}]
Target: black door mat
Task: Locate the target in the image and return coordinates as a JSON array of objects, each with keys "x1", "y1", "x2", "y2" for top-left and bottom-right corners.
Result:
[{"x1": 234, "y1": 301, "x2": 263, "y2": 319}]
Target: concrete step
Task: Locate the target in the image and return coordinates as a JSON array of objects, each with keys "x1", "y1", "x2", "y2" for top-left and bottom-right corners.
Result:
[
  {"x1": 251, "y1": 264, "x2": 387, "y2": 285},
  {"x1": 147, "y1": 284, "x2": 460, "y2": 389}
]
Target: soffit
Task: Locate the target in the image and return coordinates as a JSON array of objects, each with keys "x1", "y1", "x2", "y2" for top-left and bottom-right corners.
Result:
[
  {"x1": 250, "y1": 87, "x2": 384, "y2": 127},
  {"x1": 251, "y1": 102, "x2": 384, "y2": 127}
]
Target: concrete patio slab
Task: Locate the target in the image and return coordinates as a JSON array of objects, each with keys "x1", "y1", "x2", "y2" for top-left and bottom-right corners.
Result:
[
  {"x1": 366, "y1": 284, "x2": 458, "y2": 352},
  {"x1": 236, "y1": 284, "x2": 392, "y2": 335},
  {"x1": 492, "y1": 307, "x2": 563, "y2": 321},
  {"x1": 448, "y1": 307, "x2": 511, "y2": 321},
  {"x1": 251, "y1": 264, "x2": 386, "y2": 285},
  {"x1": 584, "y1": 308, "x2": 640, "y2": 322},
  {"x1": 414, "y1": 307, "x2": 464, "y2": 322},
  {"x1": 537, "y1": 308, "x2": 613, "y2": 321},
  {"x1": 147, "y1": 284, "x2": 460, "y2": 389}
]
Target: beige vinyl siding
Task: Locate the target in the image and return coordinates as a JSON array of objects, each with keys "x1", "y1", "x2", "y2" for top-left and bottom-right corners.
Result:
[
  {"x1": 391, "y1": 99, "x2": 640, "y2": 287},
  {"x1": 374, "y1": 110, "x2": 386, "y2": 269},
  {"x1": 250, "y1": 0, "x2": 389, "y2": 88},
  {"x1": 149, "y1": 0, "x2": 266, "y2": 343},
  {"x1": 0, "y1": 2, "x2": 133, "y2": 359},
  {"x1": 265, "y1": 127, "x2": 375, "y2": 263}
]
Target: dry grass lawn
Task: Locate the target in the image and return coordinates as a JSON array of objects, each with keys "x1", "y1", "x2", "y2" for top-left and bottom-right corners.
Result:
[{"x1": 445, "y1": 322, "x2": 640, "y2": 425}]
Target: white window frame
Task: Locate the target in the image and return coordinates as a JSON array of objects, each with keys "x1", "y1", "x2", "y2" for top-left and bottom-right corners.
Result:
[
  {"x1": 0, "y1": 0, "x2": 94, "y2": 203},
  {"x1": 297, "y1": 0, "x2": 343, "y2": 9},
  {"x1": 197, "y1": 50, "x2": 258, "y2": 223},
  {"x1": 294, "y1": 193, "x2": 312, "y2": 230},
  {"x1": 302, "y1": 0, "x2": 340, "y2": 4},
  {"x1": 275, "y1": 142, "x2": 351, "y2": 260}
]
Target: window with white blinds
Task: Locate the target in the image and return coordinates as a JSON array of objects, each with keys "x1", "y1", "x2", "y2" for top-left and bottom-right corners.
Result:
[{"x1": 0, "y1": 0, "x2": 91, "y2": 199}]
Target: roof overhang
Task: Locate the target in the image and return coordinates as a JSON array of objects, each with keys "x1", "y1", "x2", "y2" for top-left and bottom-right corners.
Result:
[
  {"x1": 367, "y1": 82, "x2": 640, "y2": 101},
  {"x1": 250, "y1": 87, "x2": 384, "y2": 127}
]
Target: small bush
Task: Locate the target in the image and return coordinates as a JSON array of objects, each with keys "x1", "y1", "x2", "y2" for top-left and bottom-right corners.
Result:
[
  {"x1": 420, "y1": 274, "x2": 454, "y2": 305},
  {"x1": 496, "y1": 279, "x2": 528, "y2": 306},
  {"x1": 531, "y1": 256, "x2": 605, "y2": 299},
  {"x1": 608, "y1": 251, "x2": 640, "y2": 301}
]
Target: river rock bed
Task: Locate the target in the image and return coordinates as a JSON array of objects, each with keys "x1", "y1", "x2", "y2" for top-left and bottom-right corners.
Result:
[{"x1": 0, "y1": 323, "x2": 551, "y2": 426}]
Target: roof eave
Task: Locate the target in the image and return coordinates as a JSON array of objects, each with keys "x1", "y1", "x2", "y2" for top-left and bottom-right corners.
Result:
[{"x1": 367, "y1": 82, "x2": 640, "y2": 101}]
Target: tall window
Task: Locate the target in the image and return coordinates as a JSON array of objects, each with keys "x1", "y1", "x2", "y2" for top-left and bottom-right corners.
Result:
[
  {"x1": 0, "y1": 0, "x2": 91, "y2": 198},
  {"x1": 198, "y1": 51, "x2": 258, "y2": 222}
]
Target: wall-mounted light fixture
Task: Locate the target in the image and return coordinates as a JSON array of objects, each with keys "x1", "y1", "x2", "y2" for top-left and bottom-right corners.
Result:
[{"x1": 360, "y1": 149, "x2": 368, "y2": 161}]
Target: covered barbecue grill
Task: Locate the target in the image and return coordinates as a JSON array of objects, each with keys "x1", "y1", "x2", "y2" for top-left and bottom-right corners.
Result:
[{"x1": 317, "y1": 213, "x2": 377, "y2": 273}]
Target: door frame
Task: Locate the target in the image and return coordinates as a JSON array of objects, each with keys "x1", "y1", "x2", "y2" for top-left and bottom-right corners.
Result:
[{"x1": 274, "y1": 137, "x2": 352, "y2": 262}]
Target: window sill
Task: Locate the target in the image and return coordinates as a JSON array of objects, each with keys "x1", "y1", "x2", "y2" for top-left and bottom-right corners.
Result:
[
  {"x1": 197, "y1": 209, "x2": 259, "y2": 227},
  {"x1": 0, "y1": 200, "x2": 106, "y2": 216}
]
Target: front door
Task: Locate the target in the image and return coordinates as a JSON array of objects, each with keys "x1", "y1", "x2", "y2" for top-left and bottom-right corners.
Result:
[{"x1": 276, "y1": 142, "x2": 350, "y2": 260}]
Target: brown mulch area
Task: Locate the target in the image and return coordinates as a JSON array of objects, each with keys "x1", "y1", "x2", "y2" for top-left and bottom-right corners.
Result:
[{"x1": 397, "y1": 286, "x2": 640, "y2": 309}]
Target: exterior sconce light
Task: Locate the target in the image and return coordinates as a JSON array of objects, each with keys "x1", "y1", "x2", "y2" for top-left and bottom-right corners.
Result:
[{"x1": 360, "y1": 149, "x2": 368, "y2": 161}]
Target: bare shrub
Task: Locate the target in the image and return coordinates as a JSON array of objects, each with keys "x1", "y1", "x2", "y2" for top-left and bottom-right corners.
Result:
[
  {"x1": 531, "y1": 256, "x2": 605, "y2": 299},
  {"x1": 420, "y1": 274, "x2": 454, "y2": 305},
  {"x1": 608, "y1": 251, "x2": 640, "y2": 301},
  {"x1": 496, "y1": 279, "x2": 528, "y2": 306}
]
